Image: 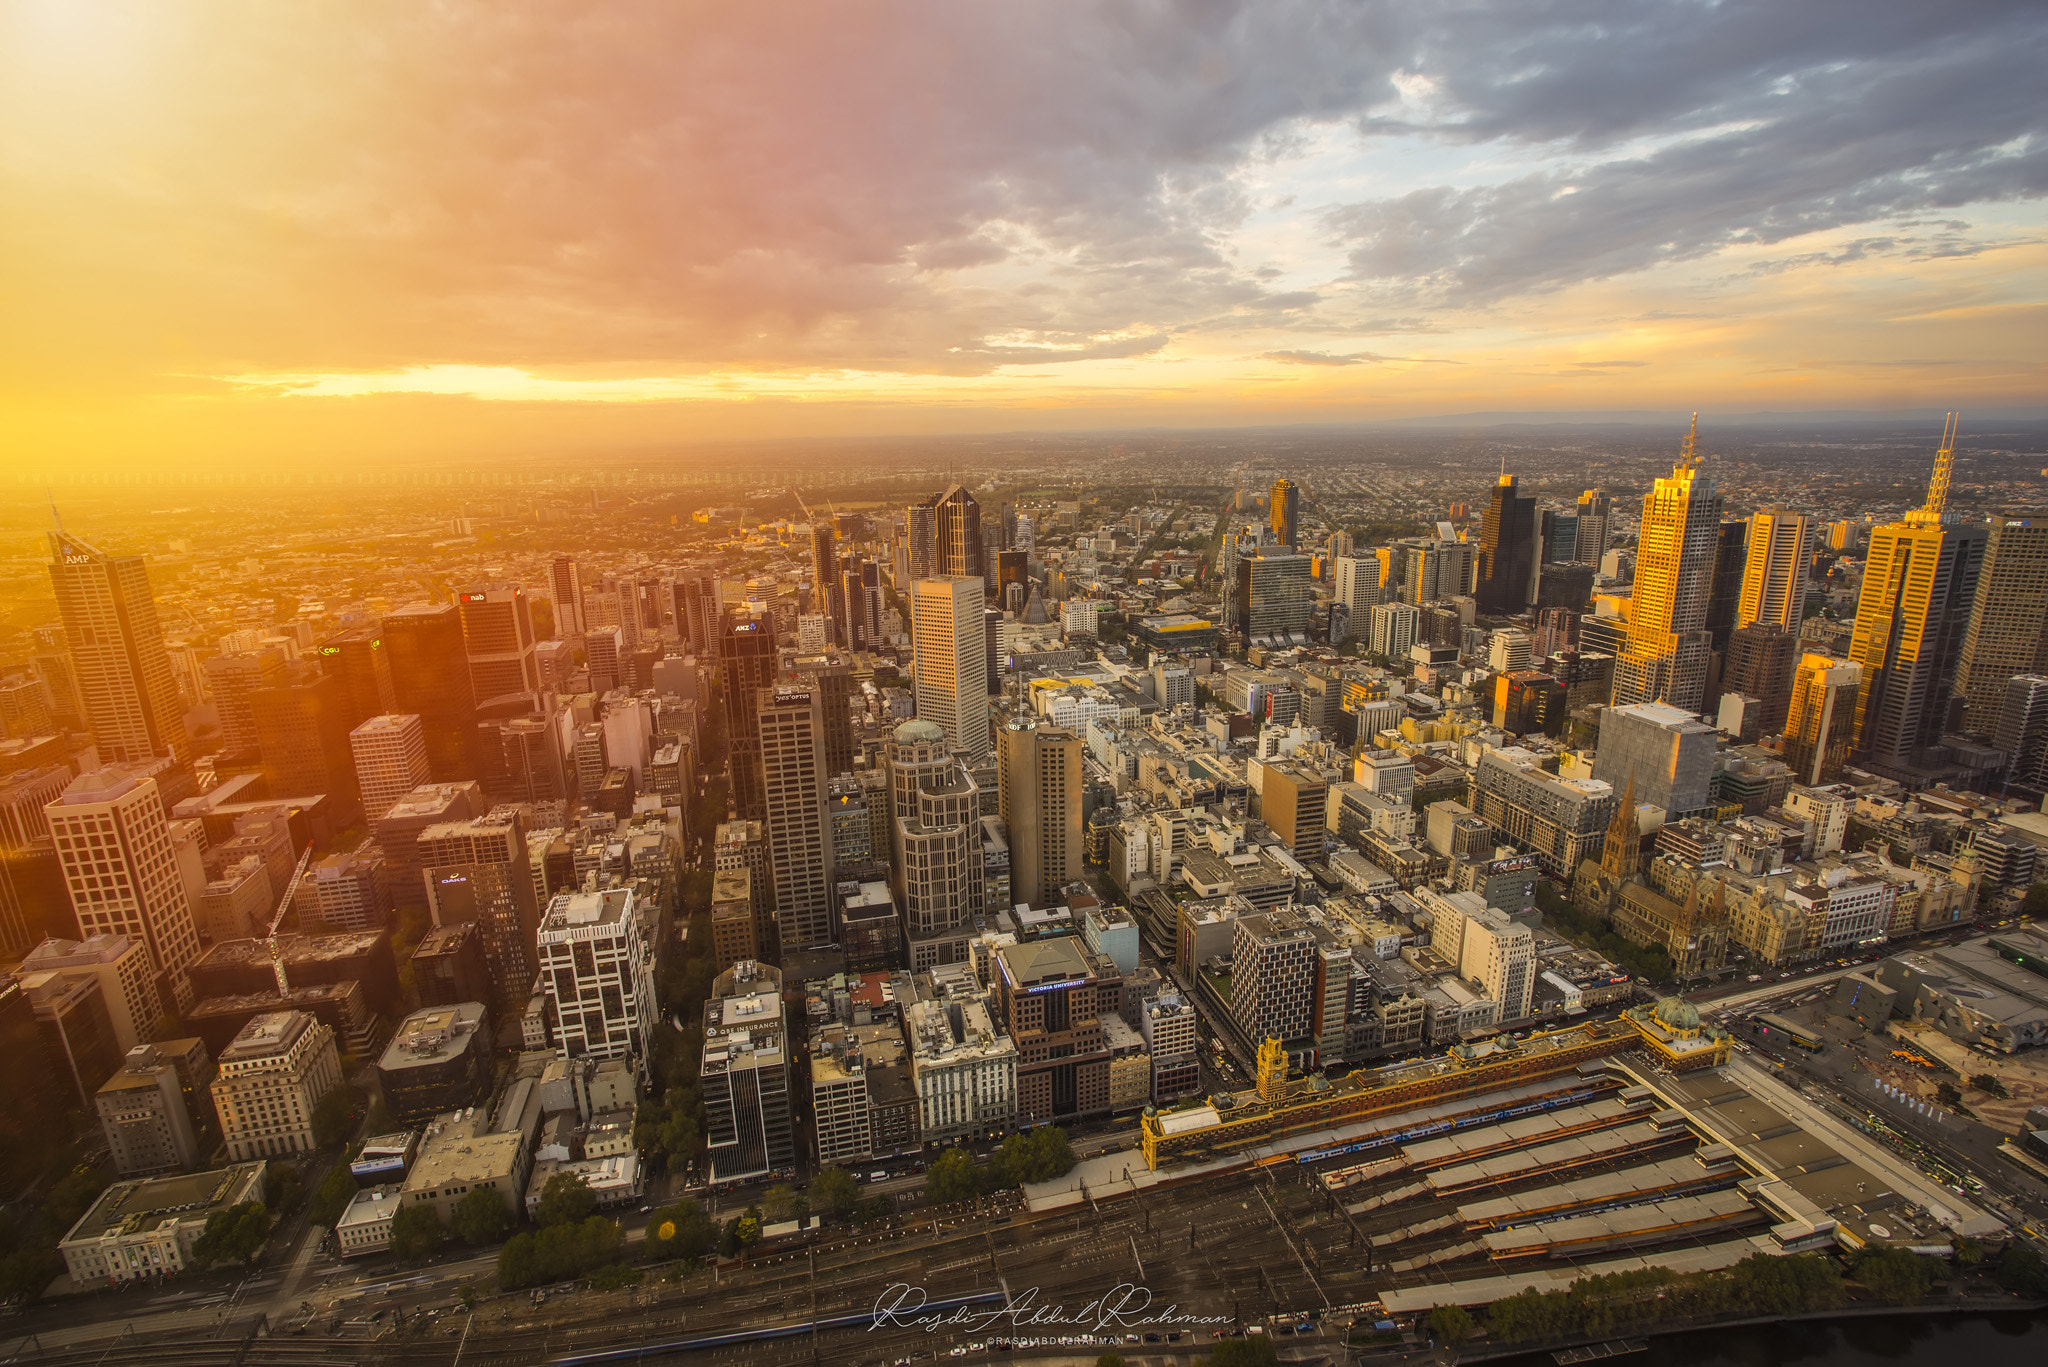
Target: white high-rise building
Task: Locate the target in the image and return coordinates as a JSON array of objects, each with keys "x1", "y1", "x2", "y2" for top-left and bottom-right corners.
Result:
[
  {"x1": 1736, "y1": 510, "x2": 1815, "y2": 632},
  {"x1": 1333, "y1": 556, "x2": 1385, "y2": 639},
  {"x1": 212, "y1": 1010, "x2": 342, "y2": 1160},
  {"x1": 537, "y1": 886, "x2": 656, "y2": 1065},
  {"x1": 1369, "y1": 601, "x2": 1419, "y2": 659},
  {"x1": 47, "y1": 530, "x2": 190, "y2": 766},
  {"x1": 911, "y1": 576, "x2": 989, "y2": 757},
  {"x1": 45, "y1": 770, "x2": 203, "y2": 1012},
  {"x1": 1488, "y1": 629, "x2": 1532, "y2": 674},
  {"x1": 350, "y1": 714, "x2": 430, "y2": 822},
  {"x1": 1458, "y1": 906, "x2": 1535, "y2": 1021}
]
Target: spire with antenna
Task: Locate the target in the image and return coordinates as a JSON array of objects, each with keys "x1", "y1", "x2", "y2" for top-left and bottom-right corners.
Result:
[
  {"x1": 1917, "y1": 411, "x2": 1960, "y2": 521},
  {"x1": 1678, "y1": 411, "x2": 1699, "y2": 469}
]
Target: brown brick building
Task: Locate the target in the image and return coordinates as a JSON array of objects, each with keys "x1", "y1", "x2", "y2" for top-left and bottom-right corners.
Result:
[{"x1": 992, "y1": 937, "x2": 1122, "y2": 1124}]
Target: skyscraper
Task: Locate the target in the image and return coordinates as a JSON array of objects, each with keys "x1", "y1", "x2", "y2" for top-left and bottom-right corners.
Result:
[
  {"x1": 457, "y1": 584, "x2": 539, "y2": 706},
  {"x1": 1614, "y1": 417, "x2": 1723, "y2": 714},
  {"x1": 1783, "y1": 654, "x2": 1861, "y2": 786},
  {"x1": 1268, "y1": 478, "x2": 1299, "y2": 552},
  {"x1": 316, "y1": 629, "x2": 397, "y2": 733},
  {"x1": 779, "y1": 653, "x2": 848, "y2": 781},
  {"x1": 536, "y1": 886, "x2": 654, "y2": 1063},
  {"x1": 891, "y1": 741, "x2": 982, "y2": 970},
  {"x1": 931, "y1": 486, "x2": 984, "y2": 580},
  {"x1": 904, "y1": 500, "x2": 937, "y2": 583},
  {"x1": 720, "y1": 606, "x2": 779, "y2": 822},
  {"x1": 585, "y1": 626, "x2": 623, "y2": 694},
  {"x1": 1736, "y1": 510, "x2": 1814, "y2": 633},
  {"x1": 1848, "y1": 415, "x2": 1986, "y2": 773},
  {"x1": 382, "y1": 603, "x2": 476, "y2": 782},
  {"x1": 203, "y1": 648, "x2": 288, "y2": 756},
  {"x1": 1574, "y1": 490, "x2": 1612, "y2": 564},
  {"x1": 1721, "y1": 624, "x2": 1800, "y2": 736},
  {"x1": 47, "y1": 528, "x2": 191, "y2": 766},
  {"x1": 1231, "y1": 552, "x2": 1314, "y2": 644},
  {"x1": 1704, "y1": 519, "x2": 1748, "y2": 663},
  {"x1": 1994, "y1": 675, "x2": 2048, "y2": 793},
  {"x1": 1954, "y1": 511, "x2": 2048, "y2": 737},
  {"x1": 998, "y1": 718, "x2": 1082, "y2": 908},
  {"x1": 548, "y1": 556, "x2": 587, "y2": 638},
  {"x1": 44, "y1": 769, "x2": 202, "y2": 1012},
  {"x1": 250, "y1": 673, "x2": 358, "y2": 804},
  {"x1": 1538, "y1": 508, "x2": 1580, "y2": 566},
  {"x1": 810, "y1": 523, "x2": 843, "y2": 648},
  {"x1": 1475, "y1": 473, "x2": 1536, "y2": 615},
  {"x1": 911, "y1": 577, "x2": 988, "y2": 757},
  {"x1": 417, "y1": 809, "x2": 539, "y2": 1013},
  {"x1": 351, "y1": 714, "x2": 431, "y2": 822},
  {"x1": 671, "y1": 569, "x2": 723, "y2": 657},
  {"x1": 758, "y1": 685, "x2": 833, "y2": 951}
]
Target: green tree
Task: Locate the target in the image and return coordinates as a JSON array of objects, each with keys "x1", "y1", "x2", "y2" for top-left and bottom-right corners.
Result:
[
  {"x1": 924, "y1": 1148, "x2": 979, "y2": 1204},
  {"x1": 309, "y1": 1161, "x2": 360, "y2": 1228},
  {"x1": 1995, "y1": 1243, "x2": 2048, "y2": 1295},
  {"x1": 587, "y1": 1262, "x2": 643, "y2": 1290},
  {"x1": 1936, "y1": 1082, "x2": 1964, "y2": 1109},
  {"x1": 453, "y1": 1187, "x2": 513, "y2": 1246},
  {"x1": 497, "y1": 1232, "x2": 538, "y2": 1289},
  {"x1": 264, "y1": 1165, "x2": 304, "y2": 1214},
  {"x1": 1427, "y1": 1304, "x2": 1474, "y2": 1343},
  {"x1": 311, "y1": 1083, "x2": 366, "y2": 1147},
  {"x1": 761, "y1": 1182, "x2": 807, "y2": 1224},
  {"x1": 389, "y1": 1202, "x2": 446, "y2": 1263},
  {"x1": 535, "y1": 1172, "x2": 596, "y2": 1229},
  {"x1": 1097, "y1": 1354, "x2": 1128, "y2": 1367},
  {"x1": 2024, "y1": 881, "x2": 2048, "y2": 915},
  {"x1": 1968, "y1": 1072, "x2": 2009, "y2": 1098},
  {"x1": 0, "y1": 1247, "x2": 62, "y2": 1303},
  {"x1": 995, "y1": 1127, "x2": 1075, "y2": 1186},
  {"x1": 1855, "y1": 1246, "x2": 1935, "y2": 1306},
  {"x1": 645, "y1": 1200, "x2": 717, "y2": 1261},
  {"x1": 732, "y1": 1206, "x2": 761, "y2": 1249},
  {"x1": 192, "y1": 1202, "x2": 270, "y2": 1268},
  {"x1": 807, "y1": 1167, "x2": 859, "y2": 1224}
]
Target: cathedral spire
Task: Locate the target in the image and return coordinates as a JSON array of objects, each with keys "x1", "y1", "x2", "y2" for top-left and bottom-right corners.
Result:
[{"x1": 1600, "y1": 773, "x2": 1639, "y2": 880}]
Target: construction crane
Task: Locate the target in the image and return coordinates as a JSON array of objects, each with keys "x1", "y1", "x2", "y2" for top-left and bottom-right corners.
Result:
[{"x1": 264, "y1": 843, "x2": 316, "y2": 996}]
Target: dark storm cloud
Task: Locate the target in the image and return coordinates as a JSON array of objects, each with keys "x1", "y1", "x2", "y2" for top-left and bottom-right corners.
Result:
[{"x1": 1326, "y1": 2, "x2": 2048, "y2": 305}]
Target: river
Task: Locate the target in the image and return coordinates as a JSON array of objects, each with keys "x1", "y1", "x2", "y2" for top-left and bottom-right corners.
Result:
[{"x1": 1492, "y1": 1309, "x2": 2047, "y2": 1365}]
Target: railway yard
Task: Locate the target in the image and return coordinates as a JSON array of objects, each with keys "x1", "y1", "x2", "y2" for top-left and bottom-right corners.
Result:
[{"x1": 7, "y1": 979, "x2": 2045, "y2": 1367}]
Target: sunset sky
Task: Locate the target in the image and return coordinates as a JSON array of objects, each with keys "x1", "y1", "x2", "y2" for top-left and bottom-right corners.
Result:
[{"x1": 2, "y1": 2, "x2": 2044, "y2": 471}]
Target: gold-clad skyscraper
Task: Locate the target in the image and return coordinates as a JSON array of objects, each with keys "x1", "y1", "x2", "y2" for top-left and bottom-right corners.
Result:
[
  {"x1": 1269, "y1": 477, "x2": 1300, "y2": 552},
  {"x1": 1612, "y1": 415, "x2": 1724, "y2": 715},
  {"x1": 1847, "y1": 413, "x2": 1986, "y2": 774}
]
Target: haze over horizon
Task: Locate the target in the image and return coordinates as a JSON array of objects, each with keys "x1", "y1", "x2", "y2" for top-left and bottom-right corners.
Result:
[{"x1": 3, "y1": 1, "x2": 2045, "y2": 472}]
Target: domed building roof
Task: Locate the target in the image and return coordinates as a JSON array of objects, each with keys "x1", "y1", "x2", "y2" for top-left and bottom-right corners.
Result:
[
  {"x1": 892, "y1": 718, "x2": 946, "y2": 745},
  {"x1": 1652, "y1": 996, "x2": 1701, "y2": 1032}
]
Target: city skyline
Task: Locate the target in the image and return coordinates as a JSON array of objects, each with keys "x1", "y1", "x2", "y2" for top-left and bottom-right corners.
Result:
[{"x1": 3, "y1": 7, "x2": 2048, "y2": 1358}]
